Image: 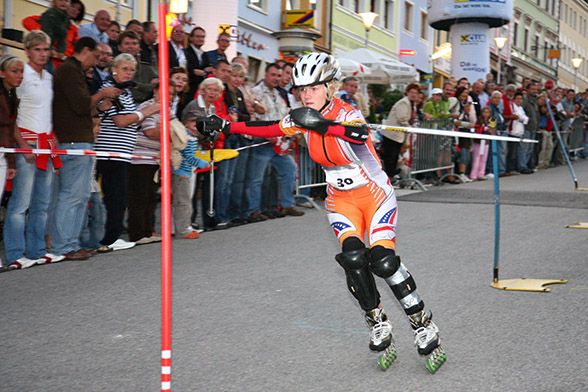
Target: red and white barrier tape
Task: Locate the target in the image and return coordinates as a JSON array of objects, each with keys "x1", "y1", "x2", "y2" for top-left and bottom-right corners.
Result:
[{"x1": 0, "y1": 147, "x2": 159, "y2": 161}]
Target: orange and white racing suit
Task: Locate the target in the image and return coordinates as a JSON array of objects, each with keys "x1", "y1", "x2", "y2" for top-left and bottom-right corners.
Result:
[{"x1": 231, "y1": 98, "x2": 397, "y2": 250}]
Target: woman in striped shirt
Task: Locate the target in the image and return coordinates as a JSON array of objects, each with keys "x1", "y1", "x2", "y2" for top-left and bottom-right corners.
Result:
[{"x1": 95, "y1": 53, "x2": 159, "y2": 253}]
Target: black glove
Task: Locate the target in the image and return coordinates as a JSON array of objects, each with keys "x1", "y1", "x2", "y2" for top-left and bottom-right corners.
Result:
[
  {"x1": 290, "y1": 107, "x2": 336, "y2": 135},
  {"x1": 196, "y1": 115, "x2": 231, "y2": 136}
]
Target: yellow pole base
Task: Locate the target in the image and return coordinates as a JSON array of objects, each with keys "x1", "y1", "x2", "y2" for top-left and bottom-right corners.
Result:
[
  {"x1": 491, "y1": 278, "x2": 567, "y2": 292},
  {"x1": 566, "y1": 222, "x2": 588, "y2": 229},
  {"x1": 575, "y1": 187, "x2": 588, "y2": 192}
]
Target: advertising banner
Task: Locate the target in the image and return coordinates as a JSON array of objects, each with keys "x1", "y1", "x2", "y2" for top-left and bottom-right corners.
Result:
[
  {"x1": 428, "y1": 0, "x2": 513, "y2": 29},
  {"x1": 450, "y1": 23, "x2": 490, "y2": 82}
]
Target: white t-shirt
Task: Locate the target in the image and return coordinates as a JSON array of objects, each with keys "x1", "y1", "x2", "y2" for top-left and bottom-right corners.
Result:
[{"x1": 16, "y1": 63, "x2": 53, "y2": 134}]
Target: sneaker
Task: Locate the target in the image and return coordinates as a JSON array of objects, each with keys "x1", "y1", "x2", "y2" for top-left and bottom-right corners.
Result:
[
  {"x1": 108, "y1": 239, "x2": 136, "y2": 251},
  {"x1": 520, "y1": 168, "x2": 534, "y2": 174},
  {"x1": 282, "y1": 207, "x2": 305, "y2": 217},
  {"x1": 215, "y1": 221, "x2": 233, "y2": 230},
  {"x1": 230, "y1": 218, "x2": 247, "y2": 226},
  {"x1": 482, "y1": 173, "x2": 494, "y2": 180},
  {"x1": 458, "y1": 174, "x2": 473, "y2": 183},
  {"x1": 39, "y1": 253, "x2": 66, "y2": 264},
  {"x1": 247, "y1": 211, "x2": 268, "y2": 223},
  {"x1": 190, "y1": 223, "x2": 204, "y2": 233},
  {"x1": 182, "y1": 231, "x2": 200, "y2": 239},
  {"x1": 7, "y1": 257, "x2": 40, "y2": 270}
]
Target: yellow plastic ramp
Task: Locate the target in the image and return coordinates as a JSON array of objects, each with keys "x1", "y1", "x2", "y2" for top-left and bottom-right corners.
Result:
[
  {"x1": 195, "y1": 149, "x2": 239, "y2": 163},
  {"x1": 565, "y1": 222, "x2": 588, "y2": 229},
  {"x1": 491, "y1": 278, "x2": 567, "y2": 292}
]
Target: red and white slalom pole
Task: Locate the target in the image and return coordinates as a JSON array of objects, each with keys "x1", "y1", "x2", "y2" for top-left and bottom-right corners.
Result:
[{"x1": 158, "y1": 1, "x2": 172, "y2": 391}]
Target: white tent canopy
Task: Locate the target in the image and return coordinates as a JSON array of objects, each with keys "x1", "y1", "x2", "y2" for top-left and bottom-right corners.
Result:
[
  {"x1": 337, "y1": 57, "x2": 372, "y2": 77},
  {"x1": 337, "y1": 48, "x2": 418, "y2": 84}
]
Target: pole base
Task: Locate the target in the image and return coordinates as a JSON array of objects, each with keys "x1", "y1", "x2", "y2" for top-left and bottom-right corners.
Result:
[
  {"x1": 566, "y1": 222, "x2": 588, "y2": 229},
  {"x1": 491, "y1": 278, "x2": 567, "y2": 292},
  {"x1": 575, "y1": 187, "x2": 588, "y2": 192}
]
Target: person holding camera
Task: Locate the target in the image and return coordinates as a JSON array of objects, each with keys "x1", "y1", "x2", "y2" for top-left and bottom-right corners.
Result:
[{"x1": 94, "y1": 53, "x2": 159, "y2": 253}]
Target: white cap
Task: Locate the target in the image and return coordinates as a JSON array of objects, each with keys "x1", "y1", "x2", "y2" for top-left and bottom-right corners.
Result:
[{"x1": 431, "y1": 88, "x2": 443, "y2": 95}]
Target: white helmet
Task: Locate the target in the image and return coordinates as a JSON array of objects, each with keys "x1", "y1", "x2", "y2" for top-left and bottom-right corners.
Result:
[{"x1": 292, "y1": 52, "x2": 341, "y2": 88}]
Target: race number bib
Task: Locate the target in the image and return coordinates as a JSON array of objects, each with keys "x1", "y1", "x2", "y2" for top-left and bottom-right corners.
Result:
[{"x1": 324, "y1": 163, "x2": 369, "y2": 190}]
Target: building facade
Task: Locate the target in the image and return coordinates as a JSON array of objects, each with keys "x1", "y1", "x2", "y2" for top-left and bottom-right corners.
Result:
[
  {"x1": 558, "y1": 0, "x2": 588, "y2": 91},
  {"x1": 398, "y1": 0, "x2": 434, "y2": 76},
  {"x1": 509, "y1": 0, "x2": 559, "y2": 85}
]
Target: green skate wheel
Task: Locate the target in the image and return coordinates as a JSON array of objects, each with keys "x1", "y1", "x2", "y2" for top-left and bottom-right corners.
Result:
[
  {"x1": 377, "y1": 346, "x2": 398, "y2": 371},
  {"x1": 425, "y1": 346, "x2": 446, "y2": 374}
]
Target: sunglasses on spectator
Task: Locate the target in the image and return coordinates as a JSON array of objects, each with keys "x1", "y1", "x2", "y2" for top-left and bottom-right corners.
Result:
[{"x1": 219, "y1": 39, "x2": 230, "y2": 43}]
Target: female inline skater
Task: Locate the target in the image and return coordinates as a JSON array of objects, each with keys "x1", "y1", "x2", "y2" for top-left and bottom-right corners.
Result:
[{"x1": 197, "y1": 53, "x2": 445, "y2": 373}]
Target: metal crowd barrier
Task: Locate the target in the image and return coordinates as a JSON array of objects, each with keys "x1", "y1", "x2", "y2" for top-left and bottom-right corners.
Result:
[
  {"x1": 294, "y1": 138, "x2": 326, "y2": 210},
  {"x1": 398, "y1": 118, "x2": 458, "y2": 191}
]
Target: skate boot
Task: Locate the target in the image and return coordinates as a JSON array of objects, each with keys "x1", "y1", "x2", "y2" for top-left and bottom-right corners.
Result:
[
  {"x1": 408, "y1": 310, "x2": 446, "y2": 374},
  {"x1": 365, "y1": 307, "x2": 397, "y2": 371}
]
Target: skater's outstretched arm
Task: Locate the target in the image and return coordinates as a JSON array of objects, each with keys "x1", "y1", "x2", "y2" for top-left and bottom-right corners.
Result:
[{"x1": 197, "y1": 115, "x2": 368, "y2": 144}]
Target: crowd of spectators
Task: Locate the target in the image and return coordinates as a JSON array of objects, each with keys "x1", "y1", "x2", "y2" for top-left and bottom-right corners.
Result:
[
  {"x1": 1, "y1": 2, "x2": 587, "y2": 271},
  {"x1": 381, "y1": 74, "x2": 588, "y2": 185}
]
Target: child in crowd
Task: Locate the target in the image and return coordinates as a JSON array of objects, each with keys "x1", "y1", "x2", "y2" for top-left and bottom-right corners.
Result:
[
  {"x1": 470, "y1": 106, "x2": 495, "y2": 181},
  {"x1": 172, "y1": 112, "x2": 210, "y2": 239},
  {"x1": 537, "y1": 104, "x2": 554, "y2": 170},
  {"x1": 36, "y1": 0, "x2": 71, "y2": 67}
]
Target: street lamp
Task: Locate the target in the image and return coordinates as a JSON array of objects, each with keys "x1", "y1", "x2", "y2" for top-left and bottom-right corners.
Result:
[
  {"x1": 358, "y1": 12, "x2": 378, "y2": 48},
  {"x1": 571, "y1": 57, "x2": 583, "y2": 91},
  {"x1": 494, "y1": 37, "x2": 507, "y2": 85}
]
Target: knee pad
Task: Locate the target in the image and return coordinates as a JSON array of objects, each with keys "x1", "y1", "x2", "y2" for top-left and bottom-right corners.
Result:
[
  {"x1": 369, "y1": 245, "x2": 401, "y2": 279},
  {"x1": 335, "y1": 247, "x2": 380, "y2": 312}
]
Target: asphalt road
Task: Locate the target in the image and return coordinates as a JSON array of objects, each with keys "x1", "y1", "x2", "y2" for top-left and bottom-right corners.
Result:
[{"x1": 2, "y1": 160, "x2": 588, "y2": 392}]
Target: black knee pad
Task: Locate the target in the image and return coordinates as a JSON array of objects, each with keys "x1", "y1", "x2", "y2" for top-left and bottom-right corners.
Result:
[
  {"x1": 335, "y1": 247, "x2": 380, "y2": 312},
  {"x1": 369, "y1": 245, "x2": 401, "y2": 279},
  {"x1": 341, "y1": 236, "x2": 365, "y2": 252}
]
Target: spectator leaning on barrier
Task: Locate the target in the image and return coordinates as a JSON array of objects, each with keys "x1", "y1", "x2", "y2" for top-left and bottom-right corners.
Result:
[
  {"x1": 185, "y1": 27, "x2": 211, "y2": 100},
  {"x1": 94, "y1": 53, "x2": 160, "y2": 253},
  {"x1": 381, "y1": 82, "x2": 420, "y2": 181},
  {"x1": 0, "y1": 55, "x2": 23, "y2": 269},
  {"x1": 50, "y1": 37, "x2": 120, "y2": 261},
  {"x1": 78, "y1": 9, "x2": 110, "y2": 43},
  {"x1": 4, "y1": 31, "x2": 63, "y2": 269}
]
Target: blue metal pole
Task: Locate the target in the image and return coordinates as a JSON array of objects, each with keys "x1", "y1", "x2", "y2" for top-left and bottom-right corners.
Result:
[{"x1": 491, "y1": 140, "x2": 500, "y2": 283}]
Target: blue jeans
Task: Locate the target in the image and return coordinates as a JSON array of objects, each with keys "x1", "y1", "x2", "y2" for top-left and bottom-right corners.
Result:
[
  {"x1": 4, "y1": 152, "x2": 55, "y2": 261},
  {"x1": 228, "y1": 136, "x2": 252, "y2": 220},
  {"x1": 517, "y1": 129, "x2": 535, "y2": 171},
  {"x1": 215, "y1": 133, "x2": 241, "y2": 222},
  {"x1": 50, "y1": 143, "x2": 94, "y2": 255},
  {"x1": 79, "y1": 192, "x2": 106, "y2": 250},
  {"x1": 485, "y1": 134, "x2": 506, "y2": 175},
  {"x1": 248, "y1": 143, "x2": 297, "y2": 214}
]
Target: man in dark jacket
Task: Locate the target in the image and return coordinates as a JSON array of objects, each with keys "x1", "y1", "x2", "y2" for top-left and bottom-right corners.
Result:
[
  {"x1": 184, "y1": 26, "x2": 211, "y2": 99},
  {"x1": 51, "y1": 37, "x2": 119, "y2": 261},
  {"x1": 519, "y1": 82, "x2": 540, "y2": 173}
]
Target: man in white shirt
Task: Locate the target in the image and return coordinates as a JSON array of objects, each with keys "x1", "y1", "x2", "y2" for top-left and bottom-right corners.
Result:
[
  {"x1": 4, "y1": 31, "x2": 65, "y2": 269},
  {"x1": 78, "y1": 10, "x2": 110, "y2": 43}
]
